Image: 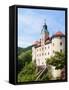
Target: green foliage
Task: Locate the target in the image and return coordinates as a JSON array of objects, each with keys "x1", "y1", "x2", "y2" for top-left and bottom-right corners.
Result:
[
  {"x1": 19, "y1": 50, "x2": 32, "y2": 64},
  {"x1": 18, "y1": 46, "x2": 32, "y2": 55},
  {"x1": 17, "y1": 49, "x2": 32, "y2": 73},
  {"x1": 46, "y1": 52, "x2": 65, "y2": 69},
  {"x1": 18, "y1": 47, "x2": 24, "y2": 55},
  {"x1": 18, "y1": 62, "x2": 36, "y2": 82}
]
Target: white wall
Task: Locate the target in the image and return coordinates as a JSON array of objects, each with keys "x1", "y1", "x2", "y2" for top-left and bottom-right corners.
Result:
[
  {"x1": 33, "y1": 42, "x2": 52, "y2": 66},
  {"x1": 52, "y1": 37, "x2": 65, "y2": 54},
  {"x1": 0, "y1": 0, "x2": 69, "y2": 90}
]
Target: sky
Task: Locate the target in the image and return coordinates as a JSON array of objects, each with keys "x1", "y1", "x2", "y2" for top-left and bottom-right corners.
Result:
[{"x1": 18, "y1": 8, "x2": 65, "y2": 48}]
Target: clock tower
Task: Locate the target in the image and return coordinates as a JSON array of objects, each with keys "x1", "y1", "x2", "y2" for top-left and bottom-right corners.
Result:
[{"x1": 41, "y1": 20, "x2": 49, "y2": 45}]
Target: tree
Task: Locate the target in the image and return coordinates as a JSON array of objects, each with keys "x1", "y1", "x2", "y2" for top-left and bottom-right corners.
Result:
[
  {"x1": 17, "y1": 50, "x2": 32, "y2": 73},
  {"x1": 18, "y1": 62, "x2": 36, "y2": 82},
  {"x1": 46, "y1": 52, "x2": 65, "y2": 69}
]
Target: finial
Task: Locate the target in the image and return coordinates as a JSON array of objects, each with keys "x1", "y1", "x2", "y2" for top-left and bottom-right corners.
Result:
[{"x1": 44, "y1": 19, "x2": 46, "y2": 24}]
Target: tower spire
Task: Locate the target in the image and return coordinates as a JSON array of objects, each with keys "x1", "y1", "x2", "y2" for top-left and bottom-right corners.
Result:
[
  {"x1": 44, "y1": 19, "x2": 46, "y2": 25},
  {"x1": 43, "y1": 19, "x2": 47, "y2": 30},
  {"x1": 41, "y1": 20, "x2": 49, "y2": 44}
]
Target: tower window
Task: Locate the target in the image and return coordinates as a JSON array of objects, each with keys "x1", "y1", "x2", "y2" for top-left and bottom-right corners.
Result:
[
  {"x1": 60, "y1": 42, "x2": 62, "y2": 45},
  {"x1": 45, "y1": 47, "x2": 46, "y2": 49},
  {"x1": 60, "y1": 49, "x2": 62, "y2": 52},
  {"x1": 53, "y1": 43, "x2": 54, "y2": 46},
  {"x1": 48, "y1": 46, "x2": 49, "y2": 49},
  {"x1": 45, "y1": 53, "x2": 46, "y2": 55}
]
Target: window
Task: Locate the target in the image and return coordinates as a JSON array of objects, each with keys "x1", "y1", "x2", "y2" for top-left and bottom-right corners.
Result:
[
  {"x1": 60, "y1": 42, "x2": 62, "y2": 45},
  {"x1": 48, "y1": 46, "x2": 49, "y2": 49},
  {"x1": 45, "y1": 53, "x2": 46, "y2": 55},
  {"x1": 40, "y1": 48, "x2": 41, "y2": 51},
  {"x1": 53, "y1": 43, "x2": 54, "y2": 46},
  {"x1": 53, "y1": 50, "x2": 54, "y2": 53},
  {"x1": 42, "y1": 62, "x2": 44, "y2": 64},
  {"x1": 60, "y1": 49, "x2": 62, "y2": 52},
  {"x1": 42, "y1": 47, "x2": 44, "y2": 50},
  {"x1": 42, "y1": 53, "x2": 44, "y2": 55},
  {"x1": 45, "y1": 47, "x2": 46, "y2": 49},
  {"x1": 48, "y1": 52, "x2": 49, "y2": 55}
]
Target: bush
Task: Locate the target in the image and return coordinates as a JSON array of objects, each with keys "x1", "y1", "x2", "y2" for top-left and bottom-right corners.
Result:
[
  {"x1": 17, "y1": 50, "x2": 32, "y2": 73},
  {"x1": 18, "y1": 62, "x2": 36, "y2": 82}
]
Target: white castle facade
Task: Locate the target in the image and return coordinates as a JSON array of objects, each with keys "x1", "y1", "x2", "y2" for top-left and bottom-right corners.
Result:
[{"x1": 32, "y1": 21, "x2": 65, "y2": 69}]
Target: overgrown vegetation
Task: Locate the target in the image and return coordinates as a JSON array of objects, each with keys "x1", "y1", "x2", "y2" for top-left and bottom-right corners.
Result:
[
  {"x1": 17, "y1": 46, "x2": 37, "y2": 82},
  {"x1": 17, "y1": 50, "x2": 32, "y2": 73},
  {"x1": 17, "y1": 46, "x2": 65, "y2": 82},
  {"x1": 18, "y1": 62, "x2": 36, "y2": 82},
  {"x1": 46, "y1": 52, "x2": 65, "y2": 69}
]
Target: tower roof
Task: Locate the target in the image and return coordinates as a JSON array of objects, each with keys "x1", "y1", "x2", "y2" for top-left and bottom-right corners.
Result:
[
  {"x1": 41, "y1": 20, "x2": 49, "y2": 34},
  {"x1": 55, "y1": 31, "x2": 64, "y2": 36},
  {"x1": 52, "y1": 31, "x2": 65, "y2": 38}
]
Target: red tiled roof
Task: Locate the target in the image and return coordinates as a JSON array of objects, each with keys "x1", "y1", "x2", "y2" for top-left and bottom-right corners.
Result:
[
  {"x1": 55, "y1": 31, "x2": 64, "y2": 36},
  {"x1": 51, "y1": 31, "x2": 65, "y2": 38},
  {"x1": 33, "y1": 40, "x2": 41, "y2": 46}
]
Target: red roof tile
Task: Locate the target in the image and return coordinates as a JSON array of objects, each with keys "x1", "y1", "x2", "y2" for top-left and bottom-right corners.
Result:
[{"x1": 55, "y1": 31, "x2": 64, "y2": 36}]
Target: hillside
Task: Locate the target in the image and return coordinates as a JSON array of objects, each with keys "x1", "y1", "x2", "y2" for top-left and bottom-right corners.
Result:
[{"x1": 18, "y1": 45, "x2": 32, "y2": 55}]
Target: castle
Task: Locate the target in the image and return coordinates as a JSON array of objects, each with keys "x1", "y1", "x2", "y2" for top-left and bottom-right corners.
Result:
[{"x1": 32, "y1": 21, "x2": 65, "y2": 69}]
